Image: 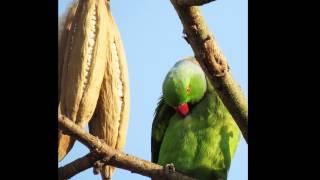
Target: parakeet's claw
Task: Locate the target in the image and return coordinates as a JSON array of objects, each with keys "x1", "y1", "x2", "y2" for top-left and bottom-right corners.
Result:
[
  {"x1": 93, "y1": 160, "x2": 104, "y2": 175},
  {"x1": 93, "y1": 139, "x2": 110, "y2": 175},
  {"x1": 164, "y1": 163, "x2": 175, "y2": 174}
]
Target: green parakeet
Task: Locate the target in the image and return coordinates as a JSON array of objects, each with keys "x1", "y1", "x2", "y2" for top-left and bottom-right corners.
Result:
[{"x1": 151, "y1": 57, "x2": 241, "y2": 180}]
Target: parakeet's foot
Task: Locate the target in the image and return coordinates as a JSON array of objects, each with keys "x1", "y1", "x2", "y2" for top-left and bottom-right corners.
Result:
[
  {"x1": 164, "y1": 163, "x2": 175, "y2": 175},
  {"x1": 93, "y1": 160, "x2": 104, "y2": 175},
  {"x1": 92, "y1": 139, "x2": 106, "y2": 175}
]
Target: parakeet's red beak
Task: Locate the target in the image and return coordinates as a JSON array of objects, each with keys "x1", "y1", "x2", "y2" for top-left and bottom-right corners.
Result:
[{"x1": 176, "y1": 103, "x2": 189, "y2": 117}]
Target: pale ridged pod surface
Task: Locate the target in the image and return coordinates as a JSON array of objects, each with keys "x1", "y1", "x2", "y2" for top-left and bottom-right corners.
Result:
[
  {"x1": 89, "y1": 2, "x2": 130, "y2": 179},
  {"x1": 59, "y1": 0, "x2": 79, "y2": 102},
  {"x1": 58, "y1": 0, "x2": 112, "y2": 161}
]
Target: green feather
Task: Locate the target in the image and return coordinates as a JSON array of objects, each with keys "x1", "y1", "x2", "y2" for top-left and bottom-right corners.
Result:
[
  {"x1": 151, "y1": 58, "x2": 240, "y2": 180},
  {"x1": 151, "y1": 97, "x2": 175, "y2": 163},
  {"x1": 162, "y1": 58, "x2": 206, "y2": 107}
]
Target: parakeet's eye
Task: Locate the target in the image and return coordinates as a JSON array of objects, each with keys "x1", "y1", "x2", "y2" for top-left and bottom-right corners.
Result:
[{"x1": 186, "y1": 86, "x2": 191, "y2": 95}]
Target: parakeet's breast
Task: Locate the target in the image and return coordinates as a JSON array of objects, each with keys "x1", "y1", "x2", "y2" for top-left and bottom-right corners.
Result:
[{"x1": 157, "y1": 92, "x2": 240, "y2": 180}]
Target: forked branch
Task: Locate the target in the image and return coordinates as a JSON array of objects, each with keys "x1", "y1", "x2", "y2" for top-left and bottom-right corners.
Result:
[{"x1": 58, "y1": 115, "x2": 196, "y2": 180}]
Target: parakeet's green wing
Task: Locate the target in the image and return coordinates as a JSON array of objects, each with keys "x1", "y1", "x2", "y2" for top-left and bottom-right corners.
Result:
[{"x1": 151, "y1": 97, "x2": 175, "y2": 163}]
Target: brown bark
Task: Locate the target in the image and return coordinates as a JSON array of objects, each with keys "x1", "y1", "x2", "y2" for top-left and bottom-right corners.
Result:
[
  {"x1": 58, "y1": 153, "x2": 101, "y2": 180},
  {"x1": 58, "y1": 115, "x2": 196, "y2": 180}
]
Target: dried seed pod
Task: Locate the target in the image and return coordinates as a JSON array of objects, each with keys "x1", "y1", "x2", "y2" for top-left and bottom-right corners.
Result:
[
  {"x1": 89, "y1": 3, "x2": 130, "y2": 179},
  {"x1": 58, "y1": 0, "x2": 112, "y2": 161},
  {"x1": 59, "y1": 0, "x2": 79, "y2": 101}
]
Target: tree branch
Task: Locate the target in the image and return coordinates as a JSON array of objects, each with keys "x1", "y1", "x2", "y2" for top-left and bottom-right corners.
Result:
[
  {"x1": 175, "y1": 0, "x2": 215, "y2": 6},
  {"x1": 58, "y1": 115, "x2": 196, "y2": 180},
  {"x1": 170, "y1": 0, "x2": 248, "y2": 142},
  {"x1": 58, "y1": 153, "x2": 101, "y2": 180}
]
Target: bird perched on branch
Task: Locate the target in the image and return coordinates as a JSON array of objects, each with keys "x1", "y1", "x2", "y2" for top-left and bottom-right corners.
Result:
[{"x1": 151, "y1": 57, "x2": 240, "y2": 180}]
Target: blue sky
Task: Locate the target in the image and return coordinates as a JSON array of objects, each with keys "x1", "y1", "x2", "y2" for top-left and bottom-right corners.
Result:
[{"x1": 58, "y1": 0, "x2": 248, "y2": 179}]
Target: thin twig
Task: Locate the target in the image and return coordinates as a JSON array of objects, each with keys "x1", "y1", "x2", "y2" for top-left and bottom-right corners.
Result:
[
  {"x1": 58, "y1": 115, "x2": 196, "y2": 180},
  {"x1": 58, "y1": 153, "x2": 101, "y2": 180}
]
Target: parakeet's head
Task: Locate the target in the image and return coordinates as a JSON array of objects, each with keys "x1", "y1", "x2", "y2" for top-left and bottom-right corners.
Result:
[{"x1": 162, "y1": 57, "x2": 207, "y2": 117}]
